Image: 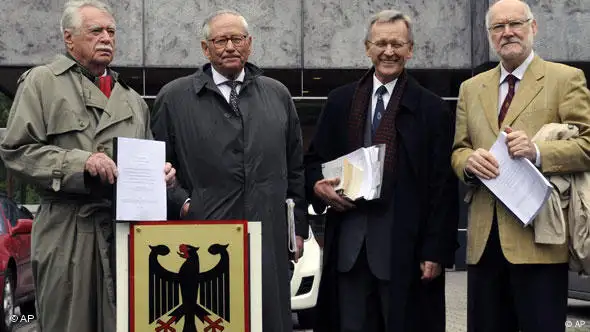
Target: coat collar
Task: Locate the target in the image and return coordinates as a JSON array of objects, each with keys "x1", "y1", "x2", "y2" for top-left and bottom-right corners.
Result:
[
  {"x1": 399, "y1": 75, "x2": 421, "y2": 113},
  {"x1": 47, "y1": 53, "x2": 129, "y2": 89},
  {"x1": 192, "y1": 62, "x2": 264, "y2": 95}
]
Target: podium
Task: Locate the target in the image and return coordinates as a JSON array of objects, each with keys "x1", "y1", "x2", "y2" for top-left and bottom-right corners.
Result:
[{"x1": 115, "y1": 220, "x2": 262, "y2": 332}]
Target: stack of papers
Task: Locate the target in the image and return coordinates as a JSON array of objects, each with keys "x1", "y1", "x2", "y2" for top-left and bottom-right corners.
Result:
[
  {"x1": 478, "y1": 132, "x2": 552, "y2": 226},
  {"x1": 321, "y1": 144, "x2": 386, "y2": 201}
]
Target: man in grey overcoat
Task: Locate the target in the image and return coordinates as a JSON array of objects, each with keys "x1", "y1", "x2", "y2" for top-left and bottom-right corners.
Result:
[
  {"x1": 151, "y1": 9, "x2": 308, "y2": 332},
  {"x1": 0, "y1": 1, "x2": 176, "y2": 331}
]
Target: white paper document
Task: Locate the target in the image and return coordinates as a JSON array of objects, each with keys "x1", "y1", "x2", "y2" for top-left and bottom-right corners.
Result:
[
  {"x1": 321, "y1": 144, "x2": 386, "y2": 201},
  {"x1": 114, "y1": 137, "x2": 167, "y2": 221},
  {"x1": 478, "y1": 132, "x2": 552, "y2": 226}
]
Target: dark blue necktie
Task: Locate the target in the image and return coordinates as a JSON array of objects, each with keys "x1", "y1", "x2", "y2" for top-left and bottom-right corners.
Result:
[{"x1": 372, "y1": 85, "x2": 388, "y2": 137}]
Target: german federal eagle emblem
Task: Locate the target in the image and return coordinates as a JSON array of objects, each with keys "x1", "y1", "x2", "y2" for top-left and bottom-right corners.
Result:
[{"x1": 129, "y1": 221, "x2": 249, "y2": 332}]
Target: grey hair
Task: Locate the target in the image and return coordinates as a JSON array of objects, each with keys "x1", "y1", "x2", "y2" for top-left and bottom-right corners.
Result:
[
  {"x1": 364, "y1": 9, "x2": 414, "y2": 43},
  {"x1": 485, "y1": 0, "x2": 534, "y2": 28},
  {"x1": 201, "y1": 9, "x2": 249, "y2": 40},
  {"x1": 60, "y1": 0, "x2": 114, "y2": 34}
]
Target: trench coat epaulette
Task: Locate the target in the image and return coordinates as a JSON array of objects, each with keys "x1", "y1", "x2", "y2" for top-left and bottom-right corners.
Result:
[{"x1": 16, "y1": 68, "x2": 33, "y2": 86}]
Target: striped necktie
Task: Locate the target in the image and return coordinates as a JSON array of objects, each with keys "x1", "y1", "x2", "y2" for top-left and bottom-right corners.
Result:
[
  {"x1": 498, "y1": 74, "x2": 518, "y2": 128},
  {"x1": 224, "y1": 80, "x2": 240, "y2": 115}
]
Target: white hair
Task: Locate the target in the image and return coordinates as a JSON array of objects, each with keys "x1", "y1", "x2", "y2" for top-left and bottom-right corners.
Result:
[
  {"x1": 61, "y1": 0, "x2": 114, "y2": 35},
  {"x1": 201, "y1": 9, "x2": 249, "y2": 40},
  {"x1": 365, "y1": 9, "x2": 414, "y2": 43}
]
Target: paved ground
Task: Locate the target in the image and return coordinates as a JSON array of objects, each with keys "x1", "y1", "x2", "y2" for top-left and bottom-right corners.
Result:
[{"x1": 14, "y1": 271, "x2": 590, "y2": 331}]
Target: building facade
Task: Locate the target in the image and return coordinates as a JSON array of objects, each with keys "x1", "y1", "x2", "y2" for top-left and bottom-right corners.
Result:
[{"x1": 1, "y1": 0, "x2": 589, "y2": 267}]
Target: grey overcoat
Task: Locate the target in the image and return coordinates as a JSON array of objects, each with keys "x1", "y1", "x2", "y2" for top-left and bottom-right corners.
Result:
[{"x1": 151, "y1": 62, "x2": 308, "y2": 332}]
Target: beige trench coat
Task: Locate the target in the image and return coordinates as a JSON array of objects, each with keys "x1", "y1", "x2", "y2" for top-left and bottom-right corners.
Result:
[{"x1": 0, "y1": 54, "x2": 151, "y2": 332}]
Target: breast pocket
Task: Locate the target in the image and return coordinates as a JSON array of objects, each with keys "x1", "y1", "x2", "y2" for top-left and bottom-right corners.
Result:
[{"x1": 46, "y1": 108, "x2": 92, "y2": 149}]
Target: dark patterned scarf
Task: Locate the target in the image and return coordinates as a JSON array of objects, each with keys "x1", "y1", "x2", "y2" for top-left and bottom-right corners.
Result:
[{"x1": 347, "y1": 68, "x2": 408, "y2": 198}]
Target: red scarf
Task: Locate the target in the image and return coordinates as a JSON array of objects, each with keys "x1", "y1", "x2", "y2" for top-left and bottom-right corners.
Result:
[{"x1": 99, "y1": 75, "x2": 113, "y2": 98}]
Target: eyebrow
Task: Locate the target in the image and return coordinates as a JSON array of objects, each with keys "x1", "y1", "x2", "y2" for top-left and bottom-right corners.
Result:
[{"x1": 87, "y1": 24, "x2": 116, "y2": 30}]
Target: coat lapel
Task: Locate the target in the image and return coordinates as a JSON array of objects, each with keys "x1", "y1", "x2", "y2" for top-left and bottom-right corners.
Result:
[
  {"x1": 502, "y1": 56, "x2": 545, "y2": 128},
  {"x1": 478, "y1": 66, "x2": 501, "y2": 135},
  {"x1": 95, "y1": 83, "x2": 133, "y2": 135},
  {"x1": 396, "y1": 78, "x2": 420, "y2": 176}
]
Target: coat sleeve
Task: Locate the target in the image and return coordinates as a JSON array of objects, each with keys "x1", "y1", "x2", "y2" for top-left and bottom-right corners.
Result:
[
  {"x1": 303, "y1": 91, "x2": 341, "y2": 215},
  {"x1": 0, "y1": 67, "x2": 92, "y2": 194},
  {"x1": 451, "y1": 82, "x2": 475, "y2": 183},
  {"x1": 421, "y1": 99, "x2": 459, "y2": 266},
  {"x1": 285, "y1": 95, "x2": 309, "y2": 238},
  {"x1": 151, "y1": 90, "x2": 190, "y2": 220},
  {"x1": 537, "y1": 68, "x2": 590, "y2": 174}
]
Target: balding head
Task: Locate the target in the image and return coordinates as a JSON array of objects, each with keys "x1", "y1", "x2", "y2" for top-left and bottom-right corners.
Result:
[{"x1": 485, "y1": 0, "x2": 537, "y2": 71}]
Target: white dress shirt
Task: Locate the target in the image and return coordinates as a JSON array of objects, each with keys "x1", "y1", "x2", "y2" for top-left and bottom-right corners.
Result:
[
  {"x1": 212, "y1": 66, "x2": 245, "y2": 102},
  {"x1": 371, "y1": 75, "x2": 398, "y2": 124},
  {"x1": 498, "y1": 50, "x2": 541, "y2": 167}
]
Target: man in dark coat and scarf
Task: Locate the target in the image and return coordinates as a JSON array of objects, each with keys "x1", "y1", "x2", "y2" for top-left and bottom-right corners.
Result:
[
  {"x1": 305, "y1": 9, "x2": 459, "y2": 332},
  {"x1": 151, "y1": 9, "x2": 308, "y2": 332}
]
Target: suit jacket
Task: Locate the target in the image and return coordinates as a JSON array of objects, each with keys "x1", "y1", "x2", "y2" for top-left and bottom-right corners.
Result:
[
  {"x1": 306, "y1": 72, "x2": 458, "y2": 331},
  {"x1": 451, "y1": 55, "x2": 590, "y2": 265}
]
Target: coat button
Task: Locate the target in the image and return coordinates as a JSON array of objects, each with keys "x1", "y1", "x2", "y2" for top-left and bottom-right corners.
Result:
[
  {"x1": 79, "y1": 120, "x2": 85, "y2": 127},
  {"x1": 97, "y1": 145, "x2": 105, "y2": 152},
  {"x1": 224, "y1": 113, "x2": 231, "y2": 118}
]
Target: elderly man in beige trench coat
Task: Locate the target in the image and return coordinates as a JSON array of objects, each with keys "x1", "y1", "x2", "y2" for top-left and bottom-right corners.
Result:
[{"x1": 0, "y1": 1, "x2": 176, "y2": 331}]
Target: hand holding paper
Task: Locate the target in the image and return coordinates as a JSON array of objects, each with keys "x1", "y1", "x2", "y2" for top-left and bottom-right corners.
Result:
[
  {"x1": 320, "y1": 144, "x2": 386, "y2": 202},
  {"x1": 476, "y1": 132, "x2": 552, "y2": 225},
  {"x1": 313, "y1": 178, "x2": 355, "y2": 212}
]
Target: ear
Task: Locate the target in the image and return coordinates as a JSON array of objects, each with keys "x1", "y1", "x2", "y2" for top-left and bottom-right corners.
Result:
[
  {"x1": 531, "y1": 19, "x2": 538, "y2": 36},
  {"x1": 201, "y1": 40, "x2": 211, "y2": 60},
  {"x1": 64, "y1": 29, "x2": 74, "y2": 50},
  {"x1": 365, "y1": 41, "x2": 371, "y2": 57},
  {"x1": 406, "y1": 42, "x2": 414, "y2": 60}
]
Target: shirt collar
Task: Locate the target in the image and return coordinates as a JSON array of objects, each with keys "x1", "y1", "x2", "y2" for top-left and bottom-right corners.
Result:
[
  {"x1": 212, "y1": 66, "x2": 245, "y2": 86},
  {"x1": 372, "y1": 74, "x2": 397, "y2": 96},
  {"x1": 500, "y1": 50, "x2": 535, "y2": 84}
]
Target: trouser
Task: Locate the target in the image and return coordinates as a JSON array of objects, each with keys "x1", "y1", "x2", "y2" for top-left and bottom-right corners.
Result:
[
  {"x1": 467, "y1": 215, "x2": 568, "y2": 332},
  {"x1": 337, "y1": 245, "x2": 390, "y2": 332}
]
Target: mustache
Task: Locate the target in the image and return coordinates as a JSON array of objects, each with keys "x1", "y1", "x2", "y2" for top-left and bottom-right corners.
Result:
[
  {"x1": 96, "y1": 45, "x2": 113, "y2": 52},
  {"x1": 501, "y1": 39, "x2": 521, "y2": 46}
]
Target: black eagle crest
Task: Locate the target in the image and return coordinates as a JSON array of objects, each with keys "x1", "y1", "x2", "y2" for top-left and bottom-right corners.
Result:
[{"x1": 148, "y1": 243, "x2": 230, "y2": 332}]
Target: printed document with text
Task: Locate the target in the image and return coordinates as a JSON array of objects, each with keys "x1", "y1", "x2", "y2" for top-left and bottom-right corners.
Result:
[
  {"x1": 478, "y1": 132, "x2": 552, "y2": 226},
  {"x1": 114, "y1": 137, "x2": 167, "y2": 221}
]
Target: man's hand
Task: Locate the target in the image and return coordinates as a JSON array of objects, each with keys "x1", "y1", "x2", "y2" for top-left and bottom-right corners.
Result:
[
  {"x1": 314, "y1": 178, "x2": 355, "y2": 212},
  {"x1": 504, "y1": 127, "x2": 536, "y2": 162},
  {"x1": 465, "y1": 148, "x2": 499, "y2": 180},
  {"x1": 420, "y1": 261, "x2": 442, "y2": 281},
  {"x1": 294, "y1": 235, "x2": 304, "y2": 263},
  {"x1": 164, "y1": 162, "x2": 177, "y2": 188},
  {"x1": 85, "y1": 152, "x2": 118, "y2": 184}
]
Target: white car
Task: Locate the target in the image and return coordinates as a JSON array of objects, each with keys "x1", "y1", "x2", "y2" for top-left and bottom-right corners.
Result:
[{"x1": 290, "y1": 206, "x2": 323, "y2": 328}]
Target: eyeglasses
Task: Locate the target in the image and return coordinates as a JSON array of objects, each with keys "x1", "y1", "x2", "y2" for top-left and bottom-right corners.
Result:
[
  {"x1": 367, "y1": 40, "x2": 411, "y2": 50},
  {"x1": 488, "y1": 18, "x2": 532, "y2": 34},
  {"x1": 208, "y1": 35, "x2": 248, "y2": 49}
]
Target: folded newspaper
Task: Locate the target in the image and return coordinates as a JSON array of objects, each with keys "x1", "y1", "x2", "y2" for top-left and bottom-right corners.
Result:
[{"x1": 321, "y1": 144, "x2": 386, "y2": 201}]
